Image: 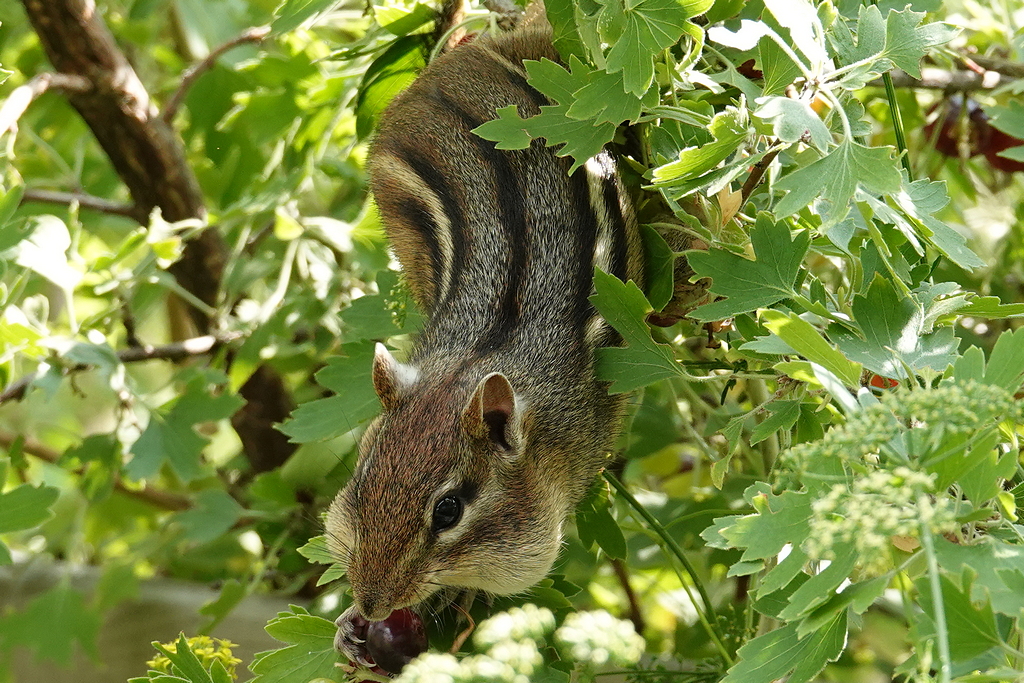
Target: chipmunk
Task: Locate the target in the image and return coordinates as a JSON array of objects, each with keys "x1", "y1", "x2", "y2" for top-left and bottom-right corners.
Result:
[{"x1": 325, "y1": 0, "x2": 646, "y2": 663}]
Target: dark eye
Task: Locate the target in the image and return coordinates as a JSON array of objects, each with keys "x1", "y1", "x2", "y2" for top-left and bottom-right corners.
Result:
[{"x1": 432, "y1": 496, "x2": 462, "y2": 532}]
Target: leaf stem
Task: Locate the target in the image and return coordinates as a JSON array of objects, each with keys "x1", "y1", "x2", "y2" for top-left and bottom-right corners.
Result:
[
  {"x1": 882, "y1": 71, "x2": 914, "y2": 180},
  {"x1": 604, "y1": 472, "x2": 735, "y2": 666},
  {"x1": 920, "y1": 521, "x2": 951, "y2": 683}
]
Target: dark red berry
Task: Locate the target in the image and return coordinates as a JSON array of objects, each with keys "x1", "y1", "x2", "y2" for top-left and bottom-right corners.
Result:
[{"x1": 363, "y1": 608, "x2": 428, "y2": 675}]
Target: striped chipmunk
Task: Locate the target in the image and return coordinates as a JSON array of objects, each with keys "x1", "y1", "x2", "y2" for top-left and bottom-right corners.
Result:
[{"x1": 326, "y1": 0, "x2": 647, "y2": 665}]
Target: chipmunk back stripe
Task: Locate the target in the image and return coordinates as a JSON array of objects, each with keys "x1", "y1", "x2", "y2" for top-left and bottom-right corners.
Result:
[
  {"x1": 392, "y1": 142, "x2": 469, "y2": 309},
  {"x1": 396, "y1": 195, "x2": 445, "y2": 301},
  {"x1": 426, "y1": 86, "x2": 530, "y2": 355},
  {"x1": 600, "y1": 174, "x2": 630, "y2": 281},
  {"x1": 567, "y1": 166, "x2": 602, "y2": 345}
]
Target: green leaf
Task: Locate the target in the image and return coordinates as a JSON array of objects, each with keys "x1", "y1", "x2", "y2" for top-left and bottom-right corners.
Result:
[
  {"x1": 576, "y1": 482, "x2": 628, "y2": 560},
  {"x1": 640, "y1": 224, "x2": 675, "y2": 311},
  {"x1": 651, "y1": 108, "x2": 749, "y2": 186},
  {"x1": 173, "y1": 490, "x2": 243, "y2": 544},
  {"x1": 749, "y1": 400, "x2": 802, "y2": 445},
  {"x1": 982, "y1": 327, "x2": 1024, "y2": 393},
  {"x1": 354, "y1": 36, "x2": 427, "y2": 140},
  {"x1": 688, "y1": 213, "x2": 811, "y2": 321},
  {"x1": 987, "y1": 100, "x2": 1024, "y2": 139},
  {"x1": 545, "y1": 0, "x2": 588, "y2": 61},
  {"x1": 774, "y1": 139, "x2": 901, "y2": 227},
  {"x1": 0, "y1": 480, "x2": 60, "y2": 534},
  {"x1": 472, "y1": 105, "x2": 534, "y2": 150},
  {"x1": 375, "y1": 2, "x2": 435, "y2": 37},
  {"x1": 602, "y1": 0, "x2": 708, "y2": 95},
  {"x1": 956, "y1": 439, "x2": 1016, "y2": 506},
  {"x1": 566, "y1": 68, "x2": 658, "y2": 125},
  {"x1": 12, "y1": 215, "x2": 82, "y2": 290},
  {"x1": 721, "y1": 611, "x2": 847, "y2": 683},
  {"x1": 759, "y1": 36, "x2": 804, "y2": 96},
  {"x1": 475, "y1": 60, "x2": 618, "y2": 172},
  {"x1": 198, "y1": 580, "x2": 247, "y2": 634},
  {"x1": 279, "y1": 341, "x2": 381, "y2": 442},
  {"x1": 251, "y1": 608, "x2": 340, "y2": 683},
  {"x1": 701, "y1": 483, "x2": 813, "y2": 564},
  {"x1": 298, "y1": 535, "x2": 334, "y2": 564},
  {"x1": 760, "y1": 311, "x2": 863, "y2": 387},
  {"x1": 126, "y1": 375, "x2": 244, "y2": 482},
  {"x1": 876, "y1": 7, "x2": 957, "y2": 79},
  {"x1": 591, "y1": 269, "x2": 679, "y2": 392},
  {"x1": 831, "y1": 275, "x2": 959, "y2": 379},
  {"x1": 0, "y1": 584, "x2": 100, "y2": 665},
  {"x1": 341, "y1": 270, "x2": 422, "y2": 342},
  {"x1": 272, "y1": 0, "x2": 341, "y2": 34},
  {"x1": 915, "y1": 571, "x2": 1000, "y2": 661},
  {"x1": 153, "y1": 634, "x2": 214, "y2": 683},
  {"x1": 755, "y1": 96, "x2": 831, "y2": 152},
  {"x1": 764, "y1": 0, "x2": 828, "y2": 70},
  {"x1": 777, "y1": 543, "x2": 857, "y2": 620},
  {"x1": 933, "y1": 537, "x2": 1024, "y2": 618},
  {"x1": 961, "y1": 295, "x2": 1024, "y2": 319},
  {"x1": 891, "y1": 177, "x2": 984, "y2": 270}
]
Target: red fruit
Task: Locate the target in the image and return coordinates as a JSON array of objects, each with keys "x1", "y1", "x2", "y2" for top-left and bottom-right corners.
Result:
[
  {"x1": 364, "y1": 608, "x2": 428, "y2": 675},
  {"x1": 925, "y1": 95, "x2": 1024, "y2": 172},
  {"x1": 868, "y1": 374, "x2": 899, "y2": 389},
  {"x1": 984, "y1": 127, "x2": 1024, "y2": 173},
  {"x1": 924, "y1": 95, "x2": 988, "y2": 158}
]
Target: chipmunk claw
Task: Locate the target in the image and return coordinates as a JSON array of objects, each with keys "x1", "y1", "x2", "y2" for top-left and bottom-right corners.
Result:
[{"x1": 334, "y1": 606, "x2": 375, "y2": 667}]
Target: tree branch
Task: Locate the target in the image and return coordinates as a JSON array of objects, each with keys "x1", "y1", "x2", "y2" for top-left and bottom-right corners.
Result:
[
  {"x1": 21, "y1": 0, "x2": 297, "y2": 473},
  {"x1": 21, "y1": 188, "x2": 145, "y2": 221},
  {"x1": 0, "y1": 432, "x2": 193, "y2": 511},
  {"x1": 0, "y1": 333, "x2": 240, "y2": 406},
  {"x1": 877, "y1": 67, "x2": 1006, "y2": 92},
  {"x1": 963, "y1": 54, "x2": 1024, "y2": 79},
  {"x1": 162, "y1": 26, "x2": 271, "y2": 123},
  {"x1": 0, "y1": 72, "x2": 90, "y2": 135}
]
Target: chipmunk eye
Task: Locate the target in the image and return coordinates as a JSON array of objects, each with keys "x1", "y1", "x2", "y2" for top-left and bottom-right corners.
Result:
[{"x1": 432, "y1": 495, "x2": 462, "y2": 532}]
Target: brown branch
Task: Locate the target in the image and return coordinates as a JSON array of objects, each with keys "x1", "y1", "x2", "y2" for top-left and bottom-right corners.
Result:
[
  {"x1": 740, "y1": 145, "x2": 783, "y2": 206},
  {"x1": 0, "y1": 72, "x2": 90, "y2": 135},
  {"x1": 0, "y1": 333, "x2": 239, "y2": 406},
  {"x1": 21, "y1": 0, "x2": 297, "y2": 473},
  {"x1": 962, "y1": 54, "x2": 1024, "y2": 79},
  {"x1": 876, "y1": 67, "x2": 1006, "y2": 92},
  {"x1": 0, "y1": 432, "x2": 193, "y2": 511},
  {"x1": 162, "y1": 26, "x2": 271, "y2": 123},
  {"x1": 610, "y1": 558, "x2": 646, "y2": 636},
  {"x1": 21, "y1": 188, "x2": 145, "y2": 221}
]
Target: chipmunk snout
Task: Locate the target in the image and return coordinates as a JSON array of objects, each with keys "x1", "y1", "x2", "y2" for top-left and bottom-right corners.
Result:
[{"x1": 356, "y1": 593, "x2": 393, "y2": 622}]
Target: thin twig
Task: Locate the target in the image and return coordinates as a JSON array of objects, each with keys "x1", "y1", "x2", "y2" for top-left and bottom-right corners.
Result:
[
  {"x1": 604, "y1": 472, "x2": 734, "y2": 666},
  {"x1": 0, "y1": 72, "x2": 90, "y2": 135},
  {"x1": 963, "y1": 54, "x2": 1024, "y2": 79},
  {"x1": 874, "y1": 67, "x2": 1005, "y2": 92},
  {"x1": 0, "y1": 432, "x2": 192, "y2": 511},
  {"x1": 610, "y1": 558, "x2": 646, "y2": 636},
  {"x1": 0, "y1": 333, "x2": 239, "y2": 405},
  {"x1": 740, "y1": 146, "x2": 783, "y2": 206},
  {"x1": 162, "y1": 26, "x2": 271, "y2": 122},
  {"x1": 21, "y1": 188, "x2": 145, "y2": 222}
]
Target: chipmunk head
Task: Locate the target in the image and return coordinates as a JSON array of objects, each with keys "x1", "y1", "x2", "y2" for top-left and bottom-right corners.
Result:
[{"x1": 326, "y1": 343, "x2": 566, "y2": 621}]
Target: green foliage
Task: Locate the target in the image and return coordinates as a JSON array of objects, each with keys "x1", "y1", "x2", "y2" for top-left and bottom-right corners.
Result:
[{"x1": 3, "y1": 0, "x2": 1024, "y2": 681}]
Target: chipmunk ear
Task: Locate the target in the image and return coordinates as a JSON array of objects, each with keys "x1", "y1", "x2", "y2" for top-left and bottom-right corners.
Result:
[
  {"x1": 372, "y1": 343, "x2": 417, "y2": 411},
  {"x1": 463, "y1": 372, "x2": 521, "y2": 452}
]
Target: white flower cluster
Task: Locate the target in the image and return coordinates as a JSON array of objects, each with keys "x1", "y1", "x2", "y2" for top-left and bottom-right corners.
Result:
[
  {"x1": 396, "y1": 606, "x2": 550, "y2": 683},
  {"x1": 473, "y1": 604, "x2": 557, "y2": 649},
  {"x1": 805, "y1": 467, "x2": 957, "y2": 576},
  {"x1": 553, "y1": 610, "x2": 645, "y2": 669},
  {"x1": 395, "y1": 607, "x2": 644, "y2": 683}
]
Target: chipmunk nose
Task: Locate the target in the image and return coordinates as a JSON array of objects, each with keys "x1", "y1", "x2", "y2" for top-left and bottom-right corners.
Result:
[{"x1": 358, "y1": 594, "x2": 392, "y2": 622}]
